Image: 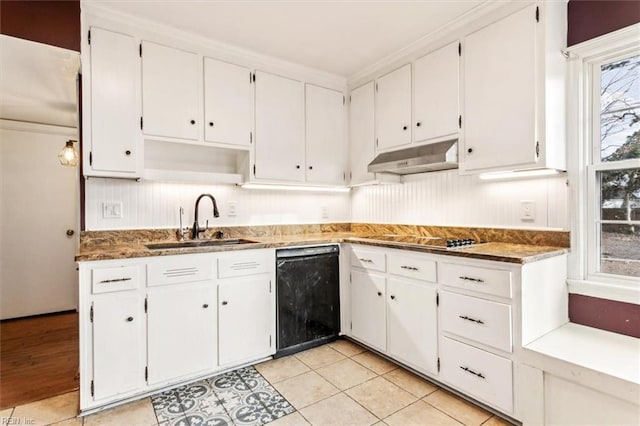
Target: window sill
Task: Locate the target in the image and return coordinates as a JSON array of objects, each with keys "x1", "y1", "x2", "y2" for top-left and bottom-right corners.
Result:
[
  {"x1": 523, "y1": 323, "x2": 640, "y2": 405},
  {"x1": 568, "y1": 278, "x2": 640, "y2": 305}
]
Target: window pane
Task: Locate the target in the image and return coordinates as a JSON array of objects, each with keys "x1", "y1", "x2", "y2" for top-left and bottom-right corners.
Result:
[
  {"x1": 599, "y1": 167, "x2": 640, "y2": 277},
  {"x1": 600, "y1": 224, "x2": 640, "y2": 277},
  {"x1": 600, "y1": 55, "x2": 639, "y2": 161}
]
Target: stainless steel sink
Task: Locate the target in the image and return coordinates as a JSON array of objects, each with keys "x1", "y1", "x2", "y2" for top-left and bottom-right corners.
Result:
[{"x1": 145, "y1": 239, "x2": 258, "y2": 250}]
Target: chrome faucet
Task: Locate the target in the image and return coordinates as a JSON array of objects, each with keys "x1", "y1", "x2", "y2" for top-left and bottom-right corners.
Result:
[
  {"x1": 192, "y1": 194, "x2": 220, "y2": 239},
  {"x1": 177, "y1": 206, "x2": 188, "y2": 241}
]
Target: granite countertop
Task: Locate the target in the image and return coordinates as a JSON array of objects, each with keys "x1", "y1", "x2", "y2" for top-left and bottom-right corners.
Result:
[{"x1": 76, "y1": 229, "x2": 568, "y2": 264}]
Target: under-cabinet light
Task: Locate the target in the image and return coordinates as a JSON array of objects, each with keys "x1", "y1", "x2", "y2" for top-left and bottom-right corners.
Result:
[
  {"x1": 478, "y1": 169, "x2": 563, "y2": 181},
  {"x1": 240, "y1": 183, "x2": 351, "y2": 193}
]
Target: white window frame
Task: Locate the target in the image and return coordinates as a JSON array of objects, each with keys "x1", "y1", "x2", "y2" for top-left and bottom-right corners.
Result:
[{"x1": 566, "y1": 24, "x2": 640, "y2": 305}]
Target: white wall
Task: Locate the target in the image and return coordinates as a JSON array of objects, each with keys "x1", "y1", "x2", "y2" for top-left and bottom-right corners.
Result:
[
  {"x1": 86, "y1": 169, "x2": 568, "y2": 231},
  {"x1": 85, "y1": 178, "x2": 351, "y2": 230},
  {"x1": 351, "y1": 170, "x2": 569, "y2": 230}
]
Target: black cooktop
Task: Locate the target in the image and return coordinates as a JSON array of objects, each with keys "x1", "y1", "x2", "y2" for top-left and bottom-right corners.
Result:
[{"x1": 358, "y1": 235, "x2": 481, "y2": 249}]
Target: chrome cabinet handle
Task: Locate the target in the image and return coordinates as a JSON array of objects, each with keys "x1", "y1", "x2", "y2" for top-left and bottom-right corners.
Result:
[
  {"x1": 459, "y1": 276, "x2": 484, "y2": 283},
  {"x1": 99, "y1": 277, "x2": 132, "y2": 284},
  {"x1": 400, "y1": 265, "x2": 419, "y2": 271},
  {"x1": 460, "y1": 366, "x2": 485, "y2": 379},
  {"x1": 359, "y1": 258, "x2": 373, "y2": 263},
  {"x1": 459, "y1": 315, "x2": 485, "y2": 324}
]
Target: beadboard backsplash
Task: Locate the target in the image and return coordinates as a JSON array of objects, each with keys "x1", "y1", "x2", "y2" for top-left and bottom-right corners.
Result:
[
  {"x1": 85, "y1": 170, "x2": 568, "y2": 230},
  {"x1": 85, "y1": 178, "x2": 351, "y2": 230},
  {"x1": 351, "y1": 170, "x2": 569, "y2": 230}
]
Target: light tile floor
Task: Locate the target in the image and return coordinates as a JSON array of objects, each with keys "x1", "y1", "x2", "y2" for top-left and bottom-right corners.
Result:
[{"x1": 1, "y1": 339, "x2": 513, "y2": 426}]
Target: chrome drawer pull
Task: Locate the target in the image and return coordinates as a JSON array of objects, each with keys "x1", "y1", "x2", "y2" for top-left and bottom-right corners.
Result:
[
  {"x1": 459, "y1": 276, "x2": 485, "y2": 283},
  {"x1": 400, "y1": 265, "x2": 419, "y2": 271},
  {"x1": 98, "y1": 277, "x2": 132, "y2": 284},
  {"x1": 460, "y1": 366, "x2": 485, "y2": 379},
  {"x1": 359, "y1": 258, "x2": 373, "y2": 263},
  {"x1": 459, "y1": 315, "x2": 485, "y2": 325}
]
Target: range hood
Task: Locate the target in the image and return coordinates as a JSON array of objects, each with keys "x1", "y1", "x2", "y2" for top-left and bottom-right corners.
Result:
[{"x1": 368, "y1": 140, "x2": 458, "y2": 175}]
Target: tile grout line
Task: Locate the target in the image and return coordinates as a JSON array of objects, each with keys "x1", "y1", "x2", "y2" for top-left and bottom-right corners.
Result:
[{"x1": 421, "y1": 395, "x2": 482, "y2": 426}]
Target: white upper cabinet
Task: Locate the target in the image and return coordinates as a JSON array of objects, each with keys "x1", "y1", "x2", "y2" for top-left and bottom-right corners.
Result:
[
  {"x1": 413, "y1": 41, "x2": 460, "y2": 143},
  {"x1": 349, "y1": 82, "x2": 376, "y2": 186},
  {"x1": 376, "y1": 64, "x2": 412, "y2": 151},
  {"x1": 462, "y1": 3, "x2": 566, "y2": 173},
  {"x1": 254, "y1": 71, "x2": 305, "y2": 182},
  {"x1": 204, "y1": 58, "x2": 252, "y2": 147},
  {"x1": 86, "y1": 27, "x2": 141, "y2": 178},
  {"x1": 305, "y1": 84, "x2": 346, "y2": 185},
  {"x1": 142, "y1": 41, "x2": 200, "y2": 141}
]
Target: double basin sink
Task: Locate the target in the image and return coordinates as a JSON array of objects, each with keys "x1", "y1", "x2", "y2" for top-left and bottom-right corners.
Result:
[{"x1": 145, "y1": 238, "x2": 258, "y2": 250}]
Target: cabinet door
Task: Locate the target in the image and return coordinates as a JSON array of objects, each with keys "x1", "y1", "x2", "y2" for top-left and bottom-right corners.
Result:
[
  {"x1": 305, "y1": 84, "x2": 346, "y2": 185},
  {"x1": 376, "y1": 64, "x2": 412, "y2": 151},
  {"x1": 219, "y1": 276, "x2": 273, "y2": 366},
  {"x1": 350, "y1": 269, "x2": 386, "y2": 351},
  {"x1": 204, "y1": 58, "x2": 251, "y2": 146},
  {"x1": 254, "y1": 71, "x2": 304, "y2": 182},
  {"x1": 92, "y1": 292, "x2": 145, "y2": 400},
  {"x1": 147, "y1": 283, "x2": 216, "y2": 384},
  {"x1": 88, "y1": 27, "x2": 140, "y2": 176},
  {"x1": 349, "y1": 82, "x2": 376, "y2": 185},
  {"x1": 463, "y1": 5, "x2": 536, "y2": 172},
  {"x1": 414, "y1": 42, "x2": 460, "y2": 143},
  {"x1": 142, "y1": 41, "x2": 200, "y2": 140},
  {"x1": 387, "y1": 279, "x2": 438, "y2": 375}
]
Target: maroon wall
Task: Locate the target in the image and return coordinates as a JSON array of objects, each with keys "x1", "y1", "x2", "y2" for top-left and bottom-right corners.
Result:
[
  {"x1": 569, "y1": 294, "x2": 640, "y2": 338},
  {"x1": 568, "y1": 0, "x2": 640, "y2": 46},
  {"x1": 0, "y1": 0, "x2": 81, "y2": 52}
]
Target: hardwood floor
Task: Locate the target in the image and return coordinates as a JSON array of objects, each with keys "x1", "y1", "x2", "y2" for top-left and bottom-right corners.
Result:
[{"x1": 0, "y1": 311, "x2": 79, "y2": 409}]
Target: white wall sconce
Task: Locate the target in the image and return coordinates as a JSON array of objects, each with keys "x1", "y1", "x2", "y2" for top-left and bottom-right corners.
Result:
[{"x1": 58, "y1": 140, "x2": 79, "y2": 166}]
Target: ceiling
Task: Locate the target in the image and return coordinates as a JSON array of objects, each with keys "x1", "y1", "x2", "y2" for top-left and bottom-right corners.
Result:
[
  {"x1": 0, "y1": 35, "x2": 80, "y2": 128},
  {"x1": 85, "y1": 0, "x2": 486, "y2": 77}
]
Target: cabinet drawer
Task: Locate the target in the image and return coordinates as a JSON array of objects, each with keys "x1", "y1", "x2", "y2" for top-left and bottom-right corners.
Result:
[
  {"x1": 439, "y1": 263, "x2": 512, "y2": 298},
  {"x1": 440, "y1": 337, "x2": 513, "y2": 414},
  {"x1": 92, "y1": 265, "x2": 141, "y2": 294},
  {"x1": 147, "y1": 255, "x2": 214, "y2": 286},
  {"x1": 388, "y1": 253, "x2": 436, "y2": 282},
  {"x1": 440, "y1": 291, "x2": 512, "y2": 353},
  {"x1": 219, "y1": 251, "x2": 271, "y2": 278},
  {"x1": 350, "y1": 246, "x2": 386, "y2": 272}
]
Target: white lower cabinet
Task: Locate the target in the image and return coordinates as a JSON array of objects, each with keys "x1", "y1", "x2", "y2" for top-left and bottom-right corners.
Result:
[
  {"x1": 387, "y1": 278, "x2": 438, "y2": 375},
  {"x1": 79, "y1": 249, "x2": 276, "y2": 413},
  {"x1": 91, "y1": 291, "x2": 146, "y2": 400},
  {"x1": 350, "y1": 269, "x2": 387, "y2": 352},
  {"x1": 147, "y1": 282, "x2": 216, "y2": 385},
  {"x1": 218, "y1": 276, "x2": 273, "y2": 365},
  {"x1": 440, "y1": 336, "x2": 513, "y2": 413},
  {"x1": 349, "y1": 245, "x2": 438, "y2": 375}
]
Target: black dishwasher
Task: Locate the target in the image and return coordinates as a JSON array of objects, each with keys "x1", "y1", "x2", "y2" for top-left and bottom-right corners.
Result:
[{"x1": 275, "y1": 245, "x2": 340, "y2": 357}]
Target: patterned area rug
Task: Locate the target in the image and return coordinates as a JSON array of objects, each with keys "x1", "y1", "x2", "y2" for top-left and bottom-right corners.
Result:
[{"x1": 151, "y1": 366, "x2": 295, "y2": 426}]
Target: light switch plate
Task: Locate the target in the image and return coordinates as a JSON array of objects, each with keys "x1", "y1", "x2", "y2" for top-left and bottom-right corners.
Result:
[
  {"x1": 520, "y1": 200, "x2": 535, "y2": 221},
  {"x1": 227, "y1": 201, "x2": 237, "y2": 217},
  {"x1": 102, "y1": 202, "x2": 123, "y2": 219}
]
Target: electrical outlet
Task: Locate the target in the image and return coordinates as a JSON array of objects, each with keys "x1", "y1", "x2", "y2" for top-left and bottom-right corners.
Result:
[
  {"x1": 321, "y1": 206, "x2": 329, "y2": 219},
  {"x1": 520, "y1": 200, "x2": 535, "y2": 221},
  {"x1": 227, "y1": 201, "x2": 237, "y2": 217},
  {"x1": 102, "y1": 202, "x2": 123, "y2": 219}
]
